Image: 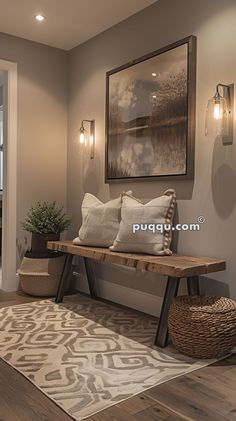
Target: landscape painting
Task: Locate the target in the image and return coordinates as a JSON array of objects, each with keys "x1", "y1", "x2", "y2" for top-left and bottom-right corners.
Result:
[{"x1": 105, "y1": 36, "x2": 196, "y2": 182}]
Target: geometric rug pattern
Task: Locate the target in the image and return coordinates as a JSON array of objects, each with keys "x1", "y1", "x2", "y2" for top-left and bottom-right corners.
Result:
[{"x1": 0, "y1": 295, "x2": 217, "y2": 420}]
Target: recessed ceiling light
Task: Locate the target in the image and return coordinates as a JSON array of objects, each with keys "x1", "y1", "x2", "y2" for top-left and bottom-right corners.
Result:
[
  {"x1": 152, "y1": 72, "x2": 157, "y2": 77},
  {"x1": 35, "y1": 14, "x2": 45, "y2": 22}
]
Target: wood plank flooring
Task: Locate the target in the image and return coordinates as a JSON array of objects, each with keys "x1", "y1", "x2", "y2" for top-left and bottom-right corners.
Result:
[{"x1": 0, "y1": 290, "x2": 235, "y2": 421}]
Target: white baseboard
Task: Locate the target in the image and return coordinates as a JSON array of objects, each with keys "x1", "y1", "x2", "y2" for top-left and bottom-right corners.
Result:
[{"x1": 73, "y1": 273, "x2": 163, "y2": 317}]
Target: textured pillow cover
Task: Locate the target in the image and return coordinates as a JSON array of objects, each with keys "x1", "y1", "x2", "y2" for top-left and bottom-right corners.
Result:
[
  {"x1": 73, "y1": 192, "x2": 132, "y2": 247},
  {"x1": 110, "y1": 189, "x2": 176, "y2": 256}
]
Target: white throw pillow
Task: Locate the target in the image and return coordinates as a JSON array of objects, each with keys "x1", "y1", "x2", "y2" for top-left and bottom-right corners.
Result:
[
  {"x1": 73, "y1": 192, "x2": 132, "y2": 247},
  {"x1": 110, "y1": 189, "x2": 176, "y2": 256}
]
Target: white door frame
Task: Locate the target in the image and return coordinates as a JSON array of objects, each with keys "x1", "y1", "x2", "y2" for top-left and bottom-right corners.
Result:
[{"x1": 0, "y1": 59, "x2": 17, "y2": 291}]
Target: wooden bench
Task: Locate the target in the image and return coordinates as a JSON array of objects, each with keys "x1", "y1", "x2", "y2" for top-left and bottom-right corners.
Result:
[{"x1": 47, "y1": 240, "x2": 226, "y2": 348}]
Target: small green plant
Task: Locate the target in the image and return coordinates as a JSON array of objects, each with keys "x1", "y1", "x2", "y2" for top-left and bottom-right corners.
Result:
[{"x1": 22, "y1": 201, "x2": 71, "y2": 234}]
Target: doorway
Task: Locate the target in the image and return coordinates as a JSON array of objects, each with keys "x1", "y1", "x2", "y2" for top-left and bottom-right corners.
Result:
[
  {"x1": 0, "y1": 74, "x2": 3, "y2": 283},
  {"x1": 0, "y1": 60, "x2": 17, "y2": 291}
]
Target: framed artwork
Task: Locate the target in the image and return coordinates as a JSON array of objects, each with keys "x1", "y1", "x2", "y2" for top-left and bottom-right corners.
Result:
[{"x1": 105, "y1": 35, "x2": 196, "y2": 183}]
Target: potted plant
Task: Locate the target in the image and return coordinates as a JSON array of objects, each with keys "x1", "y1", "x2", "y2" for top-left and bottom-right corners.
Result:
[
  {"x1": 22, "y1": 201, "x2": 71, "y2": 253},
  {"x1": 18, "y1": 202, "x2": 71, "y2": 297}
]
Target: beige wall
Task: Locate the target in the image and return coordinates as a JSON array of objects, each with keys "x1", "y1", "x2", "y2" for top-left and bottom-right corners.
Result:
[
  {"x1": 68, "y1": 0, "x2": 236, "y2": 301},
  {"x1": 0, "y1": 33, "x2": 68, "y2": 263}
]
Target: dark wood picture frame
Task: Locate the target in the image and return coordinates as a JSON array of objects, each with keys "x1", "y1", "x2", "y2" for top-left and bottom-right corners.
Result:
[{"x1": 105, "y1": 35, "x2": 196, "y2": 183}]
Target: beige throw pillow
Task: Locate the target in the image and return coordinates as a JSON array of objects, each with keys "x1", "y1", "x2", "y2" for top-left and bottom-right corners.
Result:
[
  {"x1": 110, "y1": 189, "x2": 176, "y2": 256},
  {"x1": 73, "y1": 192, "x2": 132, "y2": 247}
]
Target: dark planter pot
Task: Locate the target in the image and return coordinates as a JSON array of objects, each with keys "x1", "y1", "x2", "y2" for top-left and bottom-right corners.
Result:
[{"x1": 31, "y1": 233, "x2": 60, "y2": 253}]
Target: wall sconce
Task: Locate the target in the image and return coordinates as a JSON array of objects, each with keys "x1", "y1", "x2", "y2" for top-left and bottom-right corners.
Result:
[
  {"x1": 205, "y1": 83, "x2": 234, "y2": 144},
  {"x1": 79, "y1": 119, "x2": 95, "y2": 159}
]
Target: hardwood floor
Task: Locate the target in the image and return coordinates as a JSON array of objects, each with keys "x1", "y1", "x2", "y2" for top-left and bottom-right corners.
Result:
[{"x1": 0, "y1": 291, "x2": 235, "y2": 421}]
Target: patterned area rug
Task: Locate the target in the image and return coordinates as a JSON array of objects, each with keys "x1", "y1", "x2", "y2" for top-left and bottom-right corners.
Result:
[{"x1": 0, "y1": 295, "x2": 217, "y2": 420}]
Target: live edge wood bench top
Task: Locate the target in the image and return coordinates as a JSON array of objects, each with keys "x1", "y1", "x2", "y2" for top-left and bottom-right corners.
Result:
[{"x1": 47, "y1": 240, "x2": 226, "y2": 278}]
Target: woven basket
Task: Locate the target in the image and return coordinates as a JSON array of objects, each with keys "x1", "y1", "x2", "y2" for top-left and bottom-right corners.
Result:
[
  {"x1": 18, "y1": 255, "x2": 65, "y2": 297},
  {"x1": 168, "y1": 295, "x2": 236, "y2": 359}
]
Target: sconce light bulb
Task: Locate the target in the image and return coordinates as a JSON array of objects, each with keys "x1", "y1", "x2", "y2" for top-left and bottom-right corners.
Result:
[
  {"x1": 214, "y1": 103, "x2": 221, "y2": 120},
  {"x1": 80, "y1": 131, "x2": 85, "y2": 144}
]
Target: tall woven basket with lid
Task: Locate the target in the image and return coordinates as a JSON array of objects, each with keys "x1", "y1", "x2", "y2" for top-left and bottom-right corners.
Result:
[{"x1": 168, "y1": 295, "x2": 236, "y2": 359}]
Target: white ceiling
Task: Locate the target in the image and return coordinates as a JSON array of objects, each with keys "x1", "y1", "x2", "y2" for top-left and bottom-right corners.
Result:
[{"x1": 0, "y1": 0, "x2": 157, "y2": 50}]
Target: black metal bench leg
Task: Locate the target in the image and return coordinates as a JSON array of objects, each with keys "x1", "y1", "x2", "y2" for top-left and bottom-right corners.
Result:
[
  {"x1": 187, "y1": 276, "x2": 200, "y2": 295},
  {"x1": 84, "y1": 257, "x2": 97, "y2": 299},
  {"x1": 55, "y1": 254, "x2": 73, "y2": 303},
  {"x1": 155, "y1": 276, "x2": 180, "y2": 348}
]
